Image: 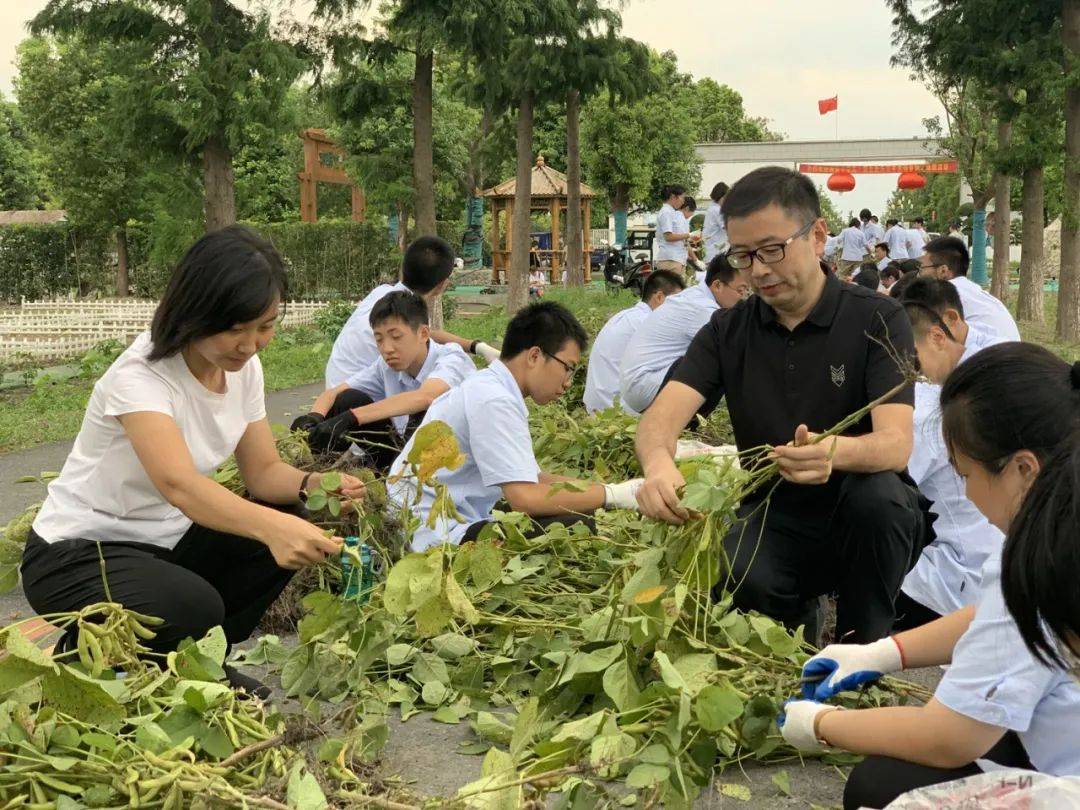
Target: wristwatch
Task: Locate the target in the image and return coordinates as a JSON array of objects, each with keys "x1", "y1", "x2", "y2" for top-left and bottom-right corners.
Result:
[{"x1": 299, "y1": 472, "x2": 313, "y2": 502}]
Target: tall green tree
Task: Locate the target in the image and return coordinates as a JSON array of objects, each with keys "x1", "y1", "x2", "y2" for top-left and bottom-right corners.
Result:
[
  {"x1": 0, "y1": 95, "x2": 42, "y2": 211},
  {"x1": 581, "y1": 50, "x2": 702, "y2": 245},
  {"x1": 31, "y1": 0, "x2": 308, "y2": 232},
  {"x1": 14, "y1": 36, "x2": 167, "y2": 294},
  {"x1": 1060, "y1": 0, "x2": 1080, "y2": 342},
  {"x1": 686, "y1": 78, "x2": 781, "y2": 143}
]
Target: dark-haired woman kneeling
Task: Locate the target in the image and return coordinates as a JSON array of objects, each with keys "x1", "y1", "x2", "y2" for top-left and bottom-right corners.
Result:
[{"x1": 20, "y1": 226, "x2": 364, "y2": 696}]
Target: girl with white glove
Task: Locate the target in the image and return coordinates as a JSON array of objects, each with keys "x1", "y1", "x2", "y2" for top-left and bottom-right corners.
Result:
[{"x1": 779, "y1": 344, "x2": 1080, "y2": 810}]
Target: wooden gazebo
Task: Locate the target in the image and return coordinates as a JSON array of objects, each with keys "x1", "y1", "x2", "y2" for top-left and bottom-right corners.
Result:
[{"x1": 484, "y1": 155, "x2": 597, "y2": 283}]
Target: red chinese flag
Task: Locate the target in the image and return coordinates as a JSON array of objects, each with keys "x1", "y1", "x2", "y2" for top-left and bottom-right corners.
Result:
[{"x1": 818, "y1": 96, "x2": 838, "y2": 115}]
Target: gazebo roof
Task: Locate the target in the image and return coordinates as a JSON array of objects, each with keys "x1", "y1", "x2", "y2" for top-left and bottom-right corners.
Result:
[{"x1": 484, "y1": 154, "x2": 596, "y2": 200}]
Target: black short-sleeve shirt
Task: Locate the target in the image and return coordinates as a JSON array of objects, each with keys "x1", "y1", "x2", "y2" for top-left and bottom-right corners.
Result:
[{"x1": 672, "y1": 272, "x2": 915, "y2": 513}]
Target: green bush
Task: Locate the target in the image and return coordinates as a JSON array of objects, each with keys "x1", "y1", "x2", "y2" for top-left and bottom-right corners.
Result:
[{"x1": 0, "y1": 223, "x2": 112, "y2": 301}]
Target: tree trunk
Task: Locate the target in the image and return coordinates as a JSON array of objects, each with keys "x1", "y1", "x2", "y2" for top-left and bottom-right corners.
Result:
[
  {"x1": 115, "y1": 226, "x2": 130, "y2": 298},
  {"x1": 612, "y1": 184, "x2": 630, "y2": 246},
  {"x1": 412, "y1": 48, "x2": 437, "y2": 238},
  {"x1": 564, "y1": 89, "x2": 584, "y2": 288},
  {"x1": 1016, "y1": 166, "x2": 1046, "y2": 323},
  {"x1": 202, "y1": 135, "x2": 236, "y2": 233},
  {"x1": 396, "y1": 202, "x2": 409, "y2": 254},
  {"x1": 507, "y1": 91, "x2": 534, "y2": 315},
  {"x1": 1060, "y1": 0, "x2": 1080, "y2": 341},
  {"x1": 990, "y1": 121, "x2": 1013, "y2": 301},
  {"x1": 970, "y1": 201, "x2": 990, "y2": 289}
]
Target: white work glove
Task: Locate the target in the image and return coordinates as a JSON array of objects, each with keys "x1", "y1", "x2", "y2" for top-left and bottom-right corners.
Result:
[
  {"x1": 603, "y1": 479, "x2": 644, "y2": 510},
  {"x1": 473, "y1": 342, "x2": 501, "y2": 364},
  {"x1": 674, "y1": 440, "x2": 741, "y2": 468},
  {"x1": 800, "y1": 637, "x2": 903, "y2": 702},
  {"x1": 778, "y1": 700, "x2": 840, "y2": 753}
]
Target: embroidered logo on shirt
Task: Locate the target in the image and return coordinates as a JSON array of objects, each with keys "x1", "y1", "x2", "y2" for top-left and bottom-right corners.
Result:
[{"x1": 830, "y1": 365, "x2": 846, "y2": 387}]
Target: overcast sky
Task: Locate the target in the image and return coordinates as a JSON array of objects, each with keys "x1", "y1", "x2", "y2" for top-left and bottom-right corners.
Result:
[{"x1": 0, "y1": 1, "x2": 941, "y2": 215}]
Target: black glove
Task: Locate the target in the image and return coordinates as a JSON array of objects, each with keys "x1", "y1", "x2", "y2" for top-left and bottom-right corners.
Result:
[
  {"x1": 307, "y1": 410, "x2": 359, "y2": 453},
  {"x1": 290, "y1": 412, "x2": 325, "y2": 433}
]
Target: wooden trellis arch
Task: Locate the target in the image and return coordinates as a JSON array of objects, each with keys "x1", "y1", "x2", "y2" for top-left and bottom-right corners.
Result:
[{"x1": 298, "y1": 128, "x2": 367, "y2": 223}]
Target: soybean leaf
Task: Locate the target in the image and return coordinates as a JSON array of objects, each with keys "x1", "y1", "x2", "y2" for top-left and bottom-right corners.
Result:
[
  {"x1": 771, "y1": 769, "x2": 792, "y2": 797},
  {"x1": 287, "y1": 761, "x2": 328, "y2": 810},
  {"x1": 694, "y1": 684, "x2": 745, "y2": 732}
]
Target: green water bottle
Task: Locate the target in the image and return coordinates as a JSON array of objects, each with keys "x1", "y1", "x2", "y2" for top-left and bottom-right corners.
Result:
[{"x1": 340, "y1": 536, "x2": 375, "y2": 603}]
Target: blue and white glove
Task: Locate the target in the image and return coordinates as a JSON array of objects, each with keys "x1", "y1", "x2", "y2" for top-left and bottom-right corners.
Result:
[
  {"x1": 800, "y1": 637, "x2": 903, "y2": 702},
  {"x1": 778, "y1": 699, "x2": 840, "y2": 753}
]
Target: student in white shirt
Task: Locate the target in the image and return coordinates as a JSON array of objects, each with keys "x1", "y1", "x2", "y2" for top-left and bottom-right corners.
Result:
[
  {"x1": 872, "y1": 242, "x2": 891, "y2": 271},
  {"x1": 388, "y1": 302, "x2": 644, "y2": 552},
  {"x1": 701, "y1": 182, "x2": 729, "y2": 263},
  {"x1": 325, "y1": 237, "x2": 493, "y2": 388},
  {"x1": 619, "y1": 254, "x2": 749, "y2": 414},
  {"x1": 917, "y1": 235, "x2": 1021, "y2": 341},
  {"x1": 781, "y1": 342, "x2": 1080, "y2": 810},
  {"x1": 884, "y1": 218, "x2": 910, "y2": 260},
  {"x1": 947, "y1": 222, "x2": 965, "y2": 244},
  {"x1": 583, "y1": 269, "x2": 685, "y2": 414},
  {"x1": 292, "y1": 291, "x2": 475, "y2": 469},
  {"x1": 860, "y1": 208, "x2": 886, "y2": 246},
  {"x1": 20, "y1": 226, "x2": 366, "y2": 698},
  {"x1": 654, "y1": 184, "x2": 690, "y2": 273},
  {"x1": 906, "y1": 216, "x2": 928, "y2": 257},
  {"x1": 837, "y1": 217, "x2": 870, "y2": 277},
  {"x1": 893, "y1": 278, "x2": 1006, "y2": 630}
]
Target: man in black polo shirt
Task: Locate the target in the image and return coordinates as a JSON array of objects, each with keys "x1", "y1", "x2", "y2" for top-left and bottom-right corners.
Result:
[{"x1": 635, "y1": 166, "x2": 924, "y2": 643}]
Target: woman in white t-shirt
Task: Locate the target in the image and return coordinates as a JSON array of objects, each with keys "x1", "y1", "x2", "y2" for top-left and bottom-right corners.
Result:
[{"x1": 20, "y1": 226, "x2": 364, "y2": 697}]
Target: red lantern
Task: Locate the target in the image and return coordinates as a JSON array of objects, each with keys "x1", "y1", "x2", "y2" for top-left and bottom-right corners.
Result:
[
  {"x1": 826, "y1": 171, "x2": 856, "y2": 193},
  {"x1": 898, "y1": 172, "x2": 926, "y2": 190}
]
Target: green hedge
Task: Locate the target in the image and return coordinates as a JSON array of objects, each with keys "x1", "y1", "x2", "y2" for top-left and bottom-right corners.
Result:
[
  {"x1": 0, "y1": 224, "x2": 112, "y2": 301},
  {"x1": 0, "y1": 219, "x2": 413, "y2": 302}
]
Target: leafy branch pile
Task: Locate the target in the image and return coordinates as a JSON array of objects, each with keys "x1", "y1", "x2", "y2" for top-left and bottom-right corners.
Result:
[
  {"x1": 0, "y1": 602, "x2": 395, "y2": 809},
  {"x1": 246, "y1": 422, "x2": 928, "y2": 808}
]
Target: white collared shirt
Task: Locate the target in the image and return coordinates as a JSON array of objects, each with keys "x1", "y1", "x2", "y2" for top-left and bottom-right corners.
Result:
[
  {"x1": 655, "y1": 203, "x2": 687, "y2": 263},
  {"x1": 862, "y1": 221, "x2": 885, "y2": 245},
  {"x1": 824, "y1": 235, "x2": 840, "y2": 260},
  {"x1": 902, "y1": 322, "x2": 1007, "y2": 616},
  {"x1": 344, "y1": 341, "x2": 476, "y2": 434},
  {"x1": 906, "y1": 226, "x2": 927, "y2": 257},
  {"x1": 876, "y1": 257, "x2": 891, "y2": 272},
  {"x1": 388, "y1": 361, "x2": 540, "y2": 551},
  {"x1": 885, "y1": 225, "x2": 909, "y2": 260},
  {"x1": 702, "y1": 201, "x2": 727, "y2": 262},
  {"x1": 936, "y1": 555, "x2": 1080, "y2": 776},
  {"x1": 619, "y1": 280, "x2": 718, "y2": 413},
  {"x1": 583, "y1": 301, "x2": 652, "y2": 414},
  {"x1": 950, "y1": 275, "x2": 1021, "y2": 341},
  {"x1": 839, "y1": 226, "x2": 869, "y2": 261},
  {"x1": 324, "y1": 281, "x2": 409, "y2": 387}
]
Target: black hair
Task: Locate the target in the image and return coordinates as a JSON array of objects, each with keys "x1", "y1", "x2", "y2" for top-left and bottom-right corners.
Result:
[
  {"x1": 848, "y1": 217, "x2": 861, "y2": 228},
  {"x1": 854, "y1": 264, "x2": 880, "y2": 290},
  {"x1": 500, "y1": 301, "x2": 588, "y2": 361},
  {"x1": 641, "y1": 268, "x2": 686, "y2": 302},
  {"x1": 149, "y1": 225, "x2": 287, "y2": 362},
  {"x1": 874, "y1": 242, "x2": 890, "y2": 255},
  {"x1": 705, "y1": 253, "x2": 739, "y2": 286},
  {"x1": 721, "y1": 166, "x2": 821, "y2": 225},
  {"x1": 871, "y1": 215, "x2": 879, "y2": 222},
  {"x1": 914, "y1": 217, "x2": 925, "y2": 226},
  {"x1": 950, "y1": 221, "x2": 963, "y2": 231},
  {"x1": 940, "y1": 343, "x2": 1079, "y2": 478},
  {"x1": 681, "y1": 196, "x2": 697, "y2": 213},
  {"x1": 859, "y1": 208, "x2": 872, "y2": 221},
  {"x1": 661, "y1": 184, "x2": 686, "y2": 201},
  {"x1": 881, "y1": 264, "x2": 902, "y2": 284},
  {"x1": 886, "y1": 218, "x2": 899, "y2": 227},
  {"x1": 924, "y1": 235, "x2": 970, "y2": 278},
  {"x1": 369, "y1": 290, "x2": 429, "y2": 331},
  {"x1": 899, "y1": 258, "x2": 922, "y2": 275},
  {"x1": 888, "y1": 269, "x2": 919, "y2": 299},
  {"x1": 1002, "y1": 430, "x2": 1080, "y2": 668},
  {"x1": 402, "y1": 236, "x2": 455, "y2": 294},
  {"x1": 710, "y1": 182, "x2": 729, "y2": 202},
  {"x1": 899, "y1": 277, "x2": 964, "y2": 339}
]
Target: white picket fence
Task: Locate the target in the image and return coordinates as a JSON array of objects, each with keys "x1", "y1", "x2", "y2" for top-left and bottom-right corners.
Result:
[{"x1": 0, "y1": 298, "x2": 332, "y2": 363}]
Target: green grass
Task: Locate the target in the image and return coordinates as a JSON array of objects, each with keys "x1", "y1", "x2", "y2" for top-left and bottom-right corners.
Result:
[
  {"x1": 1010, "y1": 293, "x2": 1080, "y2": 363},
  {"x1": 0, "y1": 327, "x2": 332, "y2": 454}
]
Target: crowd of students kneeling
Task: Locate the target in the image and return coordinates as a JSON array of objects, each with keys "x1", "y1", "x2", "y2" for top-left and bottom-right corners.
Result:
[{"x1": 18, "y1": 167, "x2": 1080, "y2": 809}]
